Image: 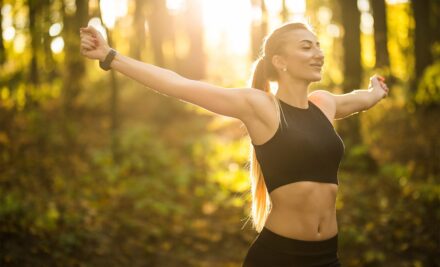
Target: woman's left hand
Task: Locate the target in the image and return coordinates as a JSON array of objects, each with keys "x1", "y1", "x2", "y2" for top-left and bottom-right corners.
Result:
[{"x1": 368, "y1": 74, "x2": 389, "y2": 101}]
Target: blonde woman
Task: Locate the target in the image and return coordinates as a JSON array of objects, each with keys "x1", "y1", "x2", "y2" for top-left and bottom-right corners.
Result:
[{"x1": 80, "y1": 21, "x2": 389, "y2": 267}]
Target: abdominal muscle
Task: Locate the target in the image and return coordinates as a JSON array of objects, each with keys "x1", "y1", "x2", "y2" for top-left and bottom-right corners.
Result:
[{"x1": 264, "y1": 181, "x2": 339, "y2": 241}]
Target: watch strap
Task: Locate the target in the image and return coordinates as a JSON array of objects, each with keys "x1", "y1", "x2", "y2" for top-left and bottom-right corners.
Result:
[{"x1": 99, "y1": 48, "x2": 117, "y2": 71}]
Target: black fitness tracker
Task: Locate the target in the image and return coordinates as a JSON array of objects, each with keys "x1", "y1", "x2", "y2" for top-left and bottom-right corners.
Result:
[{"x1": 99, "y1": 48, "x2": 117, "y2": 71}]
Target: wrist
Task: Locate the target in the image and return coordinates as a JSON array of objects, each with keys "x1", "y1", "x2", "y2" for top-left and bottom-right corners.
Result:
[
  {"x1": 99, "y1": 46, "x2": 112, "y2": 62},
  {"x1": 99, "y1": 48, "x2": 117, "y2": 71},
  {"x1": 368, "y1": 88, "x2": 382, "y2": 106}
]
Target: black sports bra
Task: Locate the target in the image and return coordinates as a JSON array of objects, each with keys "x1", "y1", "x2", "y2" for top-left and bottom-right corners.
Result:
[{"x1": 252, "y1": 98, "x2": 345, "y2": 193}]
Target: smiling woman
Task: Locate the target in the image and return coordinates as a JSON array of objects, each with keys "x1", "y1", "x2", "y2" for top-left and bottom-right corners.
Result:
[{"x1": 80, "y1": 2, "x2": 389, "y2": 265}]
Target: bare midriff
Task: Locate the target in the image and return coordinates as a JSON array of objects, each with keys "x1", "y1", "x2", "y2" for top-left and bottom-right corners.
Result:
[{"x1": 264, "y1": 181, "x2": 338, "y2": 241}]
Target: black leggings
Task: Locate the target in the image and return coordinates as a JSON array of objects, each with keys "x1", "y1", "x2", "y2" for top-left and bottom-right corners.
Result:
[{"x1": 242, "y1": 226, "x2": 341, "y2": 267}]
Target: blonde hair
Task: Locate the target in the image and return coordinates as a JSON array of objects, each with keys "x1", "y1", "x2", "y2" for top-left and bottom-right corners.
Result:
[{"x1": 244, "y1": 21, "x2": 315, "y2": 233}]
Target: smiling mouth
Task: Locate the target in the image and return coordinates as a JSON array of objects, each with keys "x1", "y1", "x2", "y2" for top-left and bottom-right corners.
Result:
[{"x1": 310, "y1": 64, "x2": 322, "y2": 69}]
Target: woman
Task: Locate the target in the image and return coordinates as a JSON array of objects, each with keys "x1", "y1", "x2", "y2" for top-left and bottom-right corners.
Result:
[{"x1": 80, "y1": 21, "x2": 389, "y2": 266}]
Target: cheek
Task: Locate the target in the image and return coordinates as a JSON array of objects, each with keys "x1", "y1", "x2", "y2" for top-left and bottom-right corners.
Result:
[{"x1": 289, "y1": 51, "x2": 314, "y2": 65}]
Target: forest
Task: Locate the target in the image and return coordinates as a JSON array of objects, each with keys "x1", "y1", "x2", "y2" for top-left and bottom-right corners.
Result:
[{"x1": 0, "y1": 0, "x2": 439, "y2": 266}]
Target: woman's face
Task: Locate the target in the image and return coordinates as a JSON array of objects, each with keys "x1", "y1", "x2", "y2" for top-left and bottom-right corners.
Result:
[{"x1": 278, "y1": 29, "x2": 324, "y2": 82}]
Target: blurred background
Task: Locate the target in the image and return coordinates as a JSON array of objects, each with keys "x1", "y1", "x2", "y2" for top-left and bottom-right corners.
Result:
[{"x1": 0, "y1": 0, "x2": 439, "y2": 266}]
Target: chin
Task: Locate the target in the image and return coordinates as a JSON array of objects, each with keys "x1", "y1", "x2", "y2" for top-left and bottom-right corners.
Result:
[{"x1": 308, "y1": 74, "x2": 322, "y2": 82}]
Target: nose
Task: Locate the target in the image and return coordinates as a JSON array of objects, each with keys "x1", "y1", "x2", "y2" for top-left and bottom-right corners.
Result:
[{"x1": 315, "y1": 48, "x2": 324, "y2": 61}]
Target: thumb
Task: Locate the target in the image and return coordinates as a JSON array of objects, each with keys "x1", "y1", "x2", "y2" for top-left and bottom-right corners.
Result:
[{"x1": 370, "y1": 75, "x2": 380, "y2": 87}]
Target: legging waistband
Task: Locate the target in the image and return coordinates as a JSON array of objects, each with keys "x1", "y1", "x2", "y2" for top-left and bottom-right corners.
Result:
[{"x1": 258, "y1": 226, "x2": 338, "y2": 255}]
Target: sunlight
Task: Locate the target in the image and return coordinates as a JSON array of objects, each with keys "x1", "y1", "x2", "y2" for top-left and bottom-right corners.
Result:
[
  {"x1": 49, "y1": 23, "x2": 63, "y2": 37},
  {"x1": 386, "y1": 0, "x2": 409, "y2": 4},
  {"x1": 99, "y1": 0, "x2": 128, "y2": 29},
  {"x1": 264, "y1": 0, "x2": 306, "y2": 29},
  {"x1": 13, "y1": 34, "x2": 25, "y2": 53},
  {"x1": 166, "y1": 0, "x2": 186, "y2": 14},
  {"x1": 87, "y1": 17, "x2": 109, "y2": 42},
  {"x1": 201, "y1": 0, "x2": 252, "y2": 55},
  {"x1": 51, "y1": 36, "x2": 64, "y2": 54},
  {"x1": 285, "y1": 0, "x2": 306, "y2": 14},
  {"x1": 3, "y1": 26, "x2": 15, "y2": 41},
  {"x1": 2, "y1": 4, "x2": 14, "y2": 41}
]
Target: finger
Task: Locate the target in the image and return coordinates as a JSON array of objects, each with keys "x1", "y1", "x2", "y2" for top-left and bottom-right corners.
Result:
[
  {"x1": 80, "y1": 32, "x2": 94, "y2": 39},
  {"x1": 81, "y1": 38, "x2": 96, "y2": 47},
  {"x1": 81, "y1": 43, "x2": 95, "y2": 51},
  {"x1": 82, "y1": 40, "x2": 96, "y2": 49},
  {"x1": 82, "y1": 37, "x2": 96, "y2": 46},
  {"x1": 83, "y1": 25, "x2": 99, "y2": 37}
]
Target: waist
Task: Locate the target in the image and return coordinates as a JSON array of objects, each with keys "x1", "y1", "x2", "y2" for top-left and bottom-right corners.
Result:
[{"x1": 265, "y1": 205, "x2": 338, "y2": 241}]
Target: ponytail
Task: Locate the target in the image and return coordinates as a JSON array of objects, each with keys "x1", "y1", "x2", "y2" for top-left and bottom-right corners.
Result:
[
  {"x1": 244, "y1": 56, "x2": 284, "y2": 233},
  {"x1": 251, "y1": 57, "x2": 271, "y2": 92},
  {"x1": 244, "y1": 21, "x2": 311, "y2": 233}
]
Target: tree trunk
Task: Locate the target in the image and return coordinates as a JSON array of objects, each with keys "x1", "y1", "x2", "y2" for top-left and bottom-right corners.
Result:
[
  {"x1": 60, "y1": 0, "x2": 88, "y2": 165},
  {"x1": 370, "y1": 0, "x2": 390, "y2": 68},
  {"x1": 0, "y1": 0, "x2": 6, "y2": 64},
  {"x1": 251, "y1": 0, "x2": 268, "y2": 60},
  {"x1": 146, "y1": 0, "x2": 169, "y2": 67},
  {"x1": 130, "y1": 0, "x2": 146, "y2": 60},
  {"x1": 183, "y1": 0, "x2": 205, "y2": 80},
  {"x1": 338, "y1": 0, "x2": 374, "y2": 171},
  {"x1": 411, "y1": 0, "x2": 432, "y2": 90},
  {"x1": 28, "y1": 0, "x2": 40, "y2": 85}
]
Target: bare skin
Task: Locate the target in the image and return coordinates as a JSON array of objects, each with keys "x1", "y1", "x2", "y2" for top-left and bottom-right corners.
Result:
[
  {"x1": 244, "y1": 92, "x2": 339, "y2": 241},
  {"x1": 80, "y1": 25, "x2": 389, "y2": 242},
  {"x1": 243, "y1": 29, "x2": 340, "y2": 241}
]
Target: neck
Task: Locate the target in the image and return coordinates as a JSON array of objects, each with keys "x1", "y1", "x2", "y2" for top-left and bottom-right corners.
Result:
[{"x1": 275, "y1": 77, "x2": 311, "y2": 109}]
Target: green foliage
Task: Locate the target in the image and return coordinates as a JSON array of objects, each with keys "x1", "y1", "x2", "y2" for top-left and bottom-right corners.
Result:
[
  {"x1": 1, "y1": 0, "x2": 439, "y2": 266},
  {"x1": 415, "y1": 59, "x2": 440, "y2": 106}
]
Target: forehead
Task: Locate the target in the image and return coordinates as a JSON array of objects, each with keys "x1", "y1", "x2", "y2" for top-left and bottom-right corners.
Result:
[{"x1": 285, "y1": 28, "x2": 318, "y2": 44}]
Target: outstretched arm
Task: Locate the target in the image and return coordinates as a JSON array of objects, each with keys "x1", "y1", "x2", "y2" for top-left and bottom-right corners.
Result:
[
  {"x1": 309, "y1": 75, "x2": 389, "y2": 120},
  {"x1": 79, "y1": 25, "x2": 256, "y2": 122}
]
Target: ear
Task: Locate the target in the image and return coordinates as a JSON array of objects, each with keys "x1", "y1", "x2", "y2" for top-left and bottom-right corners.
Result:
[{"x1": 271, "y1": 54, "x2": 287, "y2": 71}]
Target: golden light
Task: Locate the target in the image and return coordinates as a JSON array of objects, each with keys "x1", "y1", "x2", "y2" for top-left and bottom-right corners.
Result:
[
  {"x1": 99, "y1": 0, "x2": 128, "y2": 29},
  {"x1": 51, "y1": 36, "x2": 64, "y2": 54},
  {"x1": 317, "y1": 6, "x2": 332, "y2": 25},
  {"x1": 166, "y1": 0, "x2": 186, "y2": 14},
  {"x1": 87, "y1": 17, "x2": 108, "y2": 42},
  {"x1": 264, "y1": 0, "x2": 282, "y2": 15},
  {"x1": 326, "y1": 24, "x2": 340, "y2": 38},
  {"x1": 201, "y1": 0, "x2": 252, "y2": 55},
  {"x1": 2, "y1": 4, "x2": 14, "y2": 41},
  {"x1": 49, "y1": 23, "x2": 63, "y2": 37},
  {"x1": 3, "y1": 26, "x2": 15, "y2": 41},
  {"x1": 386, "y1": 0, "x2": 409, "y2": 4},
  {"x1": 361, "y1": 12, "x2": 374, "y2": 34},
  {"x1": 13, "y1": 34, "x2": 26, "y2": 53},
  {"x1": 285, "y1": 0, "x2": 306, "y2": 14}
]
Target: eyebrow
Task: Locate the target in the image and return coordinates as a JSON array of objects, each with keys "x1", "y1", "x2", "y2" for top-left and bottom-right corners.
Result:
[{"x1": 300, "y1": 40, "x2": 320, "y2": 46}]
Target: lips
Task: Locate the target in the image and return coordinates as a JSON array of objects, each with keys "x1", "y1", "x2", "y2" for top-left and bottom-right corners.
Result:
[{"x1": 310, "y1": 63, "x2": 323, "y2": 67}]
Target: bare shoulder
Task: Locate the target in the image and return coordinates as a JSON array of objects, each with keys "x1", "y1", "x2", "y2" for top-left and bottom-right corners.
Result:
[
  {"x1": 245, "y1": 89, "x2": 278, "y2": 125},
  {"x1": 242, "y1": 89, "x2": 280, "y2": 145},
  {"x1": 308, "y1": 90, "x2": 337, "y2": 125}
]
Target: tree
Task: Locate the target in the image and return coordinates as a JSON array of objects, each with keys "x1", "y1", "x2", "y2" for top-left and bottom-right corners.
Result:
[
  {"x1": 250, "y1": 0, "x2": 268, "y2": 60},
  {"x1": 338, "y1": 0, "x2": 363, "y2": 150},
  {"x1": 183, "y1": 0, "x2": 205, "y2": 80},
  {"x1": 371, "y1": 0, "x2": 390, "y2": 68},
  {"x1": 0, "y1": 0, "x2": 5, "y2": 64},
  {"x1": 411, "y1": 0, "x2": 433, "y2": 90}
]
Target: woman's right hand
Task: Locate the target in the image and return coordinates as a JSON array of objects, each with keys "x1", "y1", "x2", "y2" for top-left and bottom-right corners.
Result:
[{"x1": 80, "y1": 25, "x2": 111, "y2": 61}]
